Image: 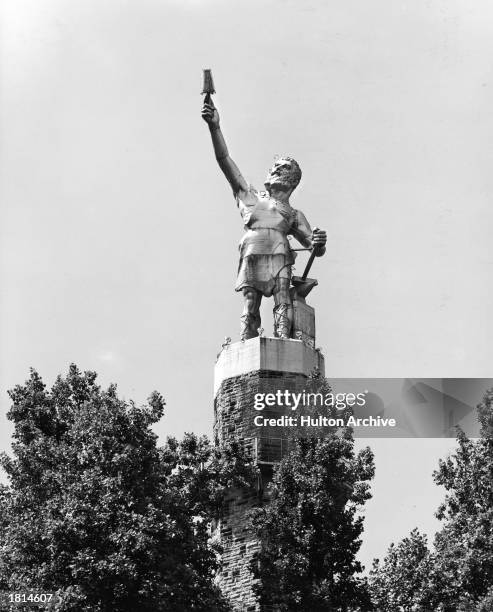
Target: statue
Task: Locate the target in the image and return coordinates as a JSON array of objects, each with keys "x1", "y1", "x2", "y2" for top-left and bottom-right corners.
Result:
[{"x1": 201, "y1": 70, "x2": 327, "y2": 341}]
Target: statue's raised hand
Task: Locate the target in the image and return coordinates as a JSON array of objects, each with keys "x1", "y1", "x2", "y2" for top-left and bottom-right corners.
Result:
[{"x1": 201, "y1": 100, "x2": 220, "y2": 128}]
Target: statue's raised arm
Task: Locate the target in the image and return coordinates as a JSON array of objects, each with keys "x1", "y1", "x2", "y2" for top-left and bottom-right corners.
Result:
[{"x1": 201, "y1": 99, "x2": 249, "y2": 197}]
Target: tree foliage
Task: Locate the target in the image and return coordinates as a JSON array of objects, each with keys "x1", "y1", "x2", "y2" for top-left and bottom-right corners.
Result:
[
  {"x1": 0, "y1": 365, "x2": 252, "y2": 611},
  {"x1": 369, "y1": 529, "x2": 436, "y2": 611},
  {"x1": 369, "y1": 388, "x2": 493, "y2": 611},
  {"x1": 250, "y1": 414, "x2": 375, "y2": 611}
]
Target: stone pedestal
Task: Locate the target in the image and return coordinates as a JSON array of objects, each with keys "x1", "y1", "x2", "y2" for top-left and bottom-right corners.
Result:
[
  {"x1": 215, "y1": 336, "x2": 324, "y2": 395},
  {"x1": 213, "y1": 337, "x2": 324, "y2": 611}
]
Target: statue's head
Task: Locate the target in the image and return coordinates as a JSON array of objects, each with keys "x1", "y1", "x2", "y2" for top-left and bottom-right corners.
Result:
[{"x1": 264, "y1": 157, "x2": 302, "y2": 193}]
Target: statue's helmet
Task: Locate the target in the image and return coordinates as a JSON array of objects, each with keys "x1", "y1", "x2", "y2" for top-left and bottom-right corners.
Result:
[{"x1": 265, "y1": 156, "x2": 302, "y2": 191}]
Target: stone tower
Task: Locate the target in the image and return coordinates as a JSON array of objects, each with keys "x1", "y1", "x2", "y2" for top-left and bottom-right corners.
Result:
[{"x1": 213, "y1": 329, "x2": 324, "y2": 610}]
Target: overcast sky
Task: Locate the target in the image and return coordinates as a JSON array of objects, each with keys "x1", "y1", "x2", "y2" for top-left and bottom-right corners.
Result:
[{"x1": 1, "y1": 0, "x2": 492, "y2": 570}]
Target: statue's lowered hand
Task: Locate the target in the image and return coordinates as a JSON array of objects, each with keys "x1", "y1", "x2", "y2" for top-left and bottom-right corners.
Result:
[
  {"x1": 201, "y1": 101, "x2": 220, "y2": 128},
  {"x1": 312, "y1": 227, "x2": 327, "y2": 254}
]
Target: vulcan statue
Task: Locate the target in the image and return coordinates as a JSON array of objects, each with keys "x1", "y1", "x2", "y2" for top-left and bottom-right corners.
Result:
[{"x1": 201, "y1": 75, "x2": 327, "y2": 341}]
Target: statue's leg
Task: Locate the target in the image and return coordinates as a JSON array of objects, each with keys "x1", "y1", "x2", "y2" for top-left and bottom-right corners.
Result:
[
  {"x1": 240, "y1": 287, "x2": 262, "y2": 340},
  {"x1": 273, "y1": 278, "x2": 293, "y2": 339}
]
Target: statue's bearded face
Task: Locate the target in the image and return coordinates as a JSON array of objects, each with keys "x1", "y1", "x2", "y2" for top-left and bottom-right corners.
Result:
[{"x1": 265, "y1": 157, "x2": 302, "y2": 192}]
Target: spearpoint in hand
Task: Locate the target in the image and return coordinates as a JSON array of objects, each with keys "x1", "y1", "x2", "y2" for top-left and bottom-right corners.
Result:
[{"x1": 202, "y1": 68, "x2": 215, "y2": 105}]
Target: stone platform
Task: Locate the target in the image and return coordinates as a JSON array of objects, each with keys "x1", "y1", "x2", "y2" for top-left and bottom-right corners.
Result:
[{"x1": 214, "y1": 336, "x2": 325, "y2": 396}]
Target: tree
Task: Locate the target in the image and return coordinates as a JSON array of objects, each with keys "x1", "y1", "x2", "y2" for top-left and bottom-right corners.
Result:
[
  {"x1": 369, "y1": 388, "x2": 493, "y2": 611},
  {"x1": 429, "y1": 388, "x2": 493, "y2": 611},
  {"x1": 249, "y1": 419, "x2": 375, "y2": 611},
  {"x1": 0, "y1": 365, "x2": 252, "y2": 611},
  {"x1": 369, "y1": 529, "x2": 436, "y2": 611}
]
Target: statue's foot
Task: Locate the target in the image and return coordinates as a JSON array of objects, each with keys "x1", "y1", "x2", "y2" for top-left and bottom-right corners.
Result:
[{"x1": 240, "y1": 331, "x2": 259, "y2": 341}]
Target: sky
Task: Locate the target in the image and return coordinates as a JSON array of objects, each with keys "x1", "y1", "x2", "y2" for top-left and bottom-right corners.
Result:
[{"x1": 1, "y1": 0, "x2": 492, "y2": 570}]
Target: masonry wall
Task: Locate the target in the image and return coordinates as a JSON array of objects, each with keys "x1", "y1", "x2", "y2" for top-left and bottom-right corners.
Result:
[{"x1": 213, "y1": 368, "x2": 311, "y2": 611}]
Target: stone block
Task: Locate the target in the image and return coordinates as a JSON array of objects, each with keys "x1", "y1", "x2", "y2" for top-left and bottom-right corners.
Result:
[
  {"x1": 291, "y1": 295, "x2": 315, "y2": 347},
  {"x1": 214, "y1": 336, "x2": 324, "y2": 395}
]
